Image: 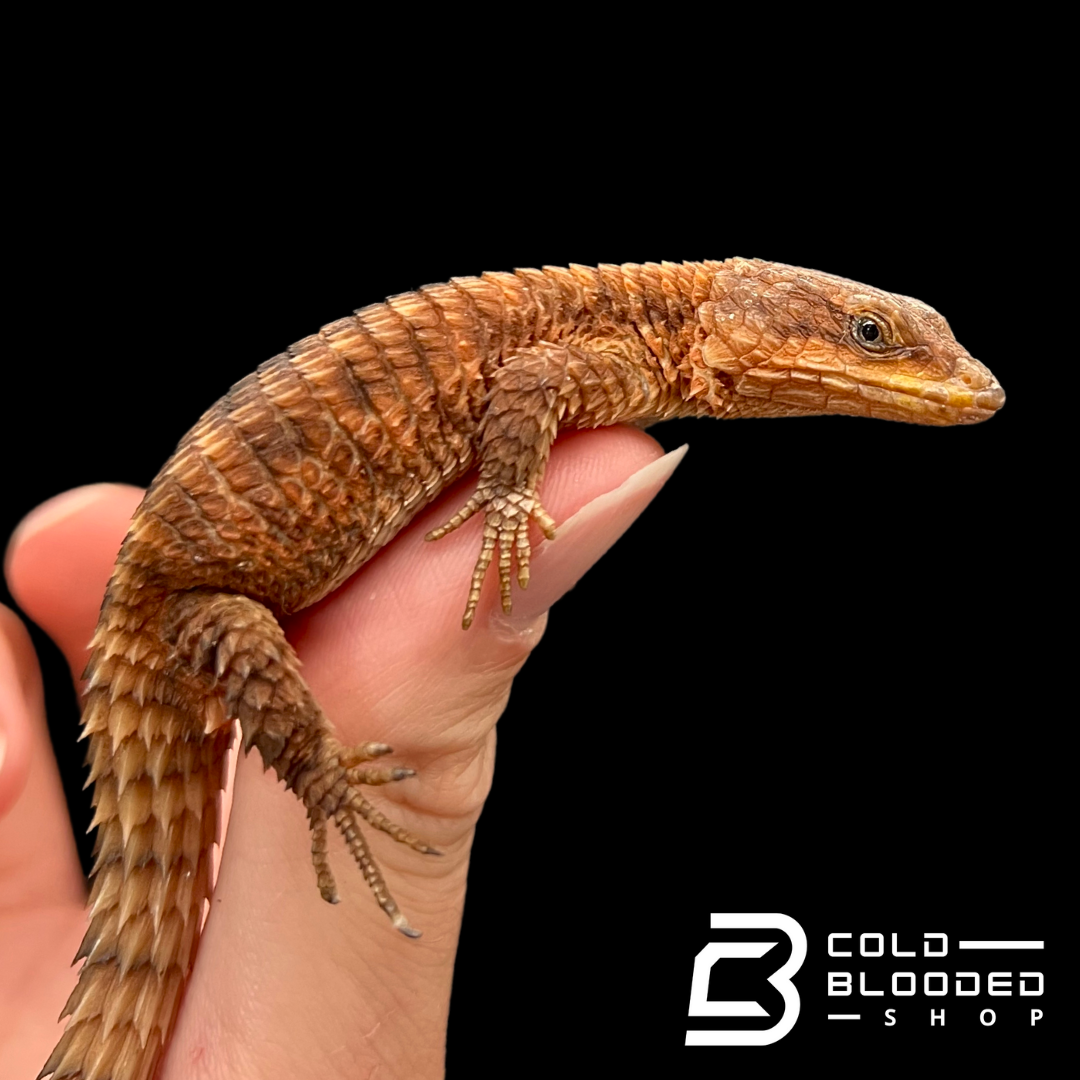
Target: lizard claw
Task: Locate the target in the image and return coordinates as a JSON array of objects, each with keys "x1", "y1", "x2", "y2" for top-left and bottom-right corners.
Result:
[{"x1": 393, "y1": 914, "x2": 423, "y2": 939}]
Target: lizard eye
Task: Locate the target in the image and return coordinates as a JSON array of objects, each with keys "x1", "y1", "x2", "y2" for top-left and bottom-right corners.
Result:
[{"x1": 853, "y1": 314, "x2": 891, "y2": 351}]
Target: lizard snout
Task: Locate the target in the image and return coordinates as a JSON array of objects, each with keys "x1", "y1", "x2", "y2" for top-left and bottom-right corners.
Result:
[
  {"x1": 951, "y1": 354, "x2": 1005, "y2": 423},
  {"x1": 974, "y1": 382, "x2": 1006, "y2": 411}
]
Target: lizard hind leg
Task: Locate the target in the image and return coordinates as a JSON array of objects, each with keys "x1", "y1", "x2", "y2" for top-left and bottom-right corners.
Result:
[{"x1": 171, "y1": 591, "x2": 437, "y2": 937}]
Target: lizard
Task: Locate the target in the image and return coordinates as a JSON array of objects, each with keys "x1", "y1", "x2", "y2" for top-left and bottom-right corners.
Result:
[{"x1": 38, "y1": 257, "x2": 1004, "y2": 1079}]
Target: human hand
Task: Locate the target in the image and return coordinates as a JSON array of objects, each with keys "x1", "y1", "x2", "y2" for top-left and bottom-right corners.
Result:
[{"x1": 1, "y1": 426, "x2": 683, "y2": 1079}]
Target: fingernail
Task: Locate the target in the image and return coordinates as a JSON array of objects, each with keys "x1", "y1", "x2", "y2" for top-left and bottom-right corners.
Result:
[
  {"x1": 548, "y1": 445, "x2": 688, "y2": 546},
  {"x1": 493, "y1": 445, "x2": 688, "y2": 631}
]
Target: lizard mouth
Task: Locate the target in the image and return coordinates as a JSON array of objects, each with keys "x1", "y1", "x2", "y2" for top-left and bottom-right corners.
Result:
[
  {"x1": 762, "y1": 357, "x2": 1006, "y2": 426},
  {"x1": 956, "y1": 394, "x2": 1006, "y2": 424},
  {"x1": 875, "y1": 368, "x2": 1006, "y2": 426}
]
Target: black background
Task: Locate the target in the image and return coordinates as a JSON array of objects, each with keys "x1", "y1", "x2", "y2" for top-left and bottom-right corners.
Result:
[{"x1": 3, "y1": 37, "x2": 1064, "y2": 1078}]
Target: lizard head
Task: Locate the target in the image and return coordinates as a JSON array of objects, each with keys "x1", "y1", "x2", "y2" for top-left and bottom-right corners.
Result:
[{"x1": 691, "y1": 257, "x2": 1005, "y2": 426}]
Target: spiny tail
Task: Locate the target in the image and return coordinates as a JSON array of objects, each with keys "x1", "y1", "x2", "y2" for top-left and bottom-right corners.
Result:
[{"x1": 40, "y1": 618, "x2": 232, "y2": 1080}]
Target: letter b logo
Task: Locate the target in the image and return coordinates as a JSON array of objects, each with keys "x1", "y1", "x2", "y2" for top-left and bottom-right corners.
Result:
[{"x1": 685, "y1": 913, "x2": 807, "y2": 1046}]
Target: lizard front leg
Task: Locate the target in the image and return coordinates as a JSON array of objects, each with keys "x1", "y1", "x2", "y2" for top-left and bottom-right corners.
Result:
[
  {"x1": 427, "y1": 341, "x2": 662, "y2": 628},
  {"x1": 168, "y1": 591, "x2": 437, "y2": 936}
]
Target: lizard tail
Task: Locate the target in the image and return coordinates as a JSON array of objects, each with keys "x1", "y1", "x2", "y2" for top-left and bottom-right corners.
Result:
[{"x1": 40, "y1": 613, "x2": 232, "y2": 1080}]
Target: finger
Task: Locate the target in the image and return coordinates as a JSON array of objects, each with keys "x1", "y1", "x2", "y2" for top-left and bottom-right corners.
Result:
[
  {"x1": 5, "y1": 484, "x2": 144, "y2": 688},
  {"x1": 204, "y1": 424, "x2": 678, "y2": 959},
  {"x1": 270, "y1": 426, "x2": 680, "y2": 848},
  {"x1": 0, "y1": 604, "x2": 84, "y2": 900},
  {"x1": 0, "y1": 606, "x2": 34, "y2": 821},
  {"x1": 2, "y1": 488, "x2": 144, "y2": 1079},
  {"x1": 0, "y1": 605, "x2": 88, "y2": 1080},
  {"x1": 173, "y1": 426, "x2": 682, "y2": 1078}
]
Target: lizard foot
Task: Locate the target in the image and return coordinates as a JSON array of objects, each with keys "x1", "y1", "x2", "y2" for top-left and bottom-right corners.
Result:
[
  {"x1": 177, "y1": 590, "x2": 439, "y2": 937},
  {"x1": 302, "y1": 738, "x2": 439, "y2": 937},
  {"x1": 426, "y1": 485, "x2": 557, "y2": 628}
]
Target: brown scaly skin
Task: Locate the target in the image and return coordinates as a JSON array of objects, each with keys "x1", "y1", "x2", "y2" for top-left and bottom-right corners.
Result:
[{"x1": 41, "y1": 258, "x2": 1003, "y2": 1079}]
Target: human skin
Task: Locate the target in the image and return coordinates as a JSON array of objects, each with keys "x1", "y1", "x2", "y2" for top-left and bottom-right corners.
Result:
[{"x1": 1, "y1": 426, "x2": 680, "y2": 1079}]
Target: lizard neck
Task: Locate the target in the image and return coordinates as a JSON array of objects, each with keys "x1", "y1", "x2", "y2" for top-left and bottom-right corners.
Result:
[{"x1": 450, "y1": 262, "x2": 727, "y2": 422}]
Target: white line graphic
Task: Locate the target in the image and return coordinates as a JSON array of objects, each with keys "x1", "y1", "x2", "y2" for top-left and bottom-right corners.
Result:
[
  {"x1": 827, "y1": 1014, "x2": 861, "y2": 1020},
  {"x1": 958, "y1": 940, "x2": 1044, "y2": 950}
]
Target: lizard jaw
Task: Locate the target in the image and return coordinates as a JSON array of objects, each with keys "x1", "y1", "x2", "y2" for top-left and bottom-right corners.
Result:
[
  {"x1": 733, "y1": 355, "x2": 1005, "y2": 427},
  {"x1": 871, "y1": 357, "x2": 1006, "y2": 426}
]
